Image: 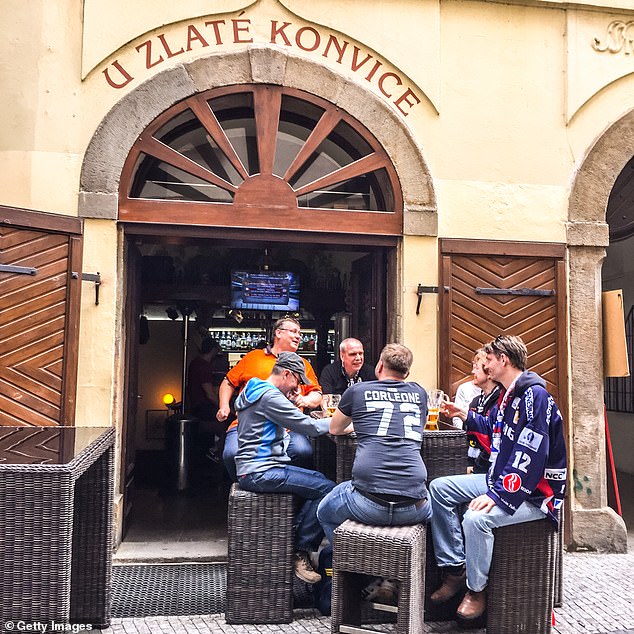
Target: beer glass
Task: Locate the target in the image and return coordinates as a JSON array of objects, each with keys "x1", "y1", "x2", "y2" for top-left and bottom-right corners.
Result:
[
  {"x1": 425, "y1": 389, "x2": 448, "y2": 431},
  {"x1": 322, "y1": 393, "x2": 341, "y2": 416}
]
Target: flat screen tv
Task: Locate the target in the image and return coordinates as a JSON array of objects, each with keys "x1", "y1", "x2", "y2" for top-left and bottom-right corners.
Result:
[{"x1": 230, "y1": 270, "x2": 300, "y2": 312}]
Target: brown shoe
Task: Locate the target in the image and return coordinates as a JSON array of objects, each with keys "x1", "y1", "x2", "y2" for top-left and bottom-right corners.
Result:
[
  {"x1": 457, "y1": 589, "x2": 487, "y2": 620},
  {"x1": 430, "y1": 569, "x2": 467, "y2": 603}
]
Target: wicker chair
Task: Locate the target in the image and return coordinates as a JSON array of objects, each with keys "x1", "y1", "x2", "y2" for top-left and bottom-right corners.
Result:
[
  {"x1": 331, "y1": 520, "x2": 427, "y2": 634},
  {"x1": 334, "y1": 430, "x2": 470, "y2": 624},
  {"x1": 486, "y1": 517, "x2": 557, "y2": 633},
  {"x1": 225, "y1": 483, "x2": 295, "y2": 624}
]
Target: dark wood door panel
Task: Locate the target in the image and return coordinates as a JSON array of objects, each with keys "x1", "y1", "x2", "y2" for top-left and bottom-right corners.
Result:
[
  {"x1": 0, "y1": 210, "x2": 82, "y2": 427},
  {"x1": 439, "y1": 241, "x2": 567, "y2": 409}
]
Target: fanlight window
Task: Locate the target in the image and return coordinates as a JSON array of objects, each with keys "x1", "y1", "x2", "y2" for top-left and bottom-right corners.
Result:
[{"x1": 120, "y1": 85, "x2": 402, "y2": 235}]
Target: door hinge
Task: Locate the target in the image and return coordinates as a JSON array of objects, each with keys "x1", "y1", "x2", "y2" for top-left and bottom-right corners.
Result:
[{"x1": 72, "y1": 271, "x2": 101, "y2": 305}]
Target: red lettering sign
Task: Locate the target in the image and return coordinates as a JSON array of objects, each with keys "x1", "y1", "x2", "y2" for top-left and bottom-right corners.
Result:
[{"x1": 100, "y1": 16, "x2": 423, "y2": 117}]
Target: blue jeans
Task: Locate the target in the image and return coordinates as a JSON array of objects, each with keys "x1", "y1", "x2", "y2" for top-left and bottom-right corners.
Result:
[
  {"x1": 239, "y1": 465, "x2": 336, "y2": 552},
  {"x1": 317, "y1": 480, "x2": 433, "y2": 549},
  {"x1": 223, "y1": 427, "x2": 313, "y2": 481},
  {"x1": 429, "y1": 473, "x2": 546, "y2": 592}
]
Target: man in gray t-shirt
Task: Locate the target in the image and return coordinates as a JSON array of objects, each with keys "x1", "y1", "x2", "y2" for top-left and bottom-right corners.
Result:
[{"x1": 317, "y1": 343, "x2": 432, "y2": 545}]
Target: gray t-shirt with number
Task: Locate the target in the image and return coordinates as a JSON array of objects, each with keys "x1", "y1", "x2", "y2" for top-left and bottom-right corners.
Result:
[{"x1": 339, "y1": 379, "x2": 429, "y2": 499}]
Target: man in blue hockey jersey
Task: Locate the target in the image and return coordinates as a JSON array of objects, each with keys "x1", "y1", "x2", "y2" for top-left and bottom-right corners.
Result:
[
  {"x1": 431, "y1": 335, "x2": 567, "y2": 625},
  {"x1": 234, "y1": 351, "x2": 336, "y2": 585}
]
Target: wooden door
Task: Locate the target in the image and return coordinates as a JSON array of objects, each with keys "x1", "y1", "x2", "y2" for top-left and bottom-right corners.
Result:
[
  {"x1": 0, "y1": 206, "x2": 82, "y2": 426},
  {"x1": 121, "y1": 240, "x2": 142, "y2": 537},
  {"x1": 351, "y1": 251, "x2": 386, "y2": 366},
  {"x1": 439, "y1": 239, "x2": 567, "y2": 415}
]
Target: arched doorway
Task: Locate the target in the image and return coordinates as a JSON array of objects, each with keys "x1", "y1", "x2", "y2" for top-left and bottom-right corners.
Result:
[
  {"x1": 567, "y1": 112, "x2": 633, "y2": 552},
  {"x1": 601, "y1": 154, "x2": 634, "y2": 547},
  {"x1": 93, "y1": 63, "x2": 436, "y2": 558},
  {"x1": 80, "y1": 48, "x2": 437, "y2": 554}
]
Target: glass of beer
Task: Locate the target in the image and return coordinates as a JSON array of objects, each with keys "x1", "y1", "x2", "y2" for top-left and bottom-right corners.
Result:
[
  {"x1": 322, "y1": 394, "x2": 341, "y2": 416},
  {"x1": 425, "y1": 389, "x2": 448, "y2": 431}
]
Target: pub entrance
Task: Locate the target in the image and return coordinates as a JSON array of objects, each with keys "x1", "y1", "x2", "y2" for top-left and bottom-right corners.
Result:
[{"x1": 116, "y1": 229, "x2": 394, "y2": 561}]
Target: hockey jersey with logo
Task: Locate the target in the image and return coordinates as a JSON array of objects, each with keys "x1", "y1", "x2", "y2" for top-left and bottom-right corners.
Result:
[{"x1": 465, "y1": 371, "x2": 567, "y2": 528}]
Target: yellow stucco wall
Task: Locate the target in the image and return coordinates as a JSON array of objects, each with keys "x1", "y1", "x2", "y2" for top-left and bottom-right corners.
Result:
[{"x1": 3, "y1": 0, "x2": 634, "y2": 429}]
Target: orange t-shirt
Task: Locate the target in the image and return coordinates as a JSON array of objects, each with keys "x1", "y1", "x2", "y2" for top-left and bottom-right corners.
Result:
[{"x1": 225, "y1": 347, "x2": 321, "y2": 430}]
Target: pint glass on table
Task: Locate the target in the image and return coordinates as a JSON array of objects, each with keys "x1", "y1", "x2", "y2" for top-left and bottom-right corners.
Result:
[
  {"x1": 425, "y1": 389, "x2": 448, "y2": 430},
  {"x1": 322, "y1": 393, "x2": 341, "y2": 416}
]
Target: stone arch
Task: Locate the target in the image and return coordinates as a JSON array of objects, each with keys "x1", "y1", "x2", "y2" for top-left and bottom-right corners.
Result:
[
  {"x1": 566, "y1": 112, "x2": 632, "y2": 552},
  {"x1": 79, "y1": 45, "x2": 436, "y2": 235}
]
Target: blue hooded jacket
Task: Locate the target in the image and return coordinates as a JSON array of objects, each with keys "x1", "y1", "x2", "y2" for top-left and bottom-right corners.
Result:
[
  {"x1": 465, "y1": 371, "x2": 567, "y2": 528},
  {"x1": 234, "y1": 377, "x2": 329, "y2": 477}
]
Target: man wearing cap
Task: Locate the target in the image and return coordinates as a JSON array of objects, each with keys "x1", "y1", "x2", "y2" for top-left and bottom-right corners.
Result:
[{"x1": 234, "y1": 351, "x2": 336, "y2": 584}]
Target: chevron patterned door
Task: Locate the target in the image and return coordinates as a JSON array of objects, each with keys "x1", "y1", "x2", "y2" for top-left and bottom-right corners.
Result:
[
  {"x1": 0, "y1": 207, "x2": 82, "y2": 426},
  {"x1": 439, "y1": 239, "x2": 568, "y2": 415}
]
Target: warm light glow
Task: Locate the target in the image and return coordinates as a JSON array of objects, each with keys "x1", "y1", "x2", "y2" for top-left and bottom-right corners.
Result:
[{"x1": 162, "y1": 393, "x2": 176, "y2": 406}]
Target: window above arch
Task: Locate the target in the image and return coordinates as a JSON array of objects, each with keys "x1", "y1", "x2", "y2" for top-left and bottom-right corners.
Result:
[{"x1": 119, "y1": 85, "x2": 402, "y2": 235}]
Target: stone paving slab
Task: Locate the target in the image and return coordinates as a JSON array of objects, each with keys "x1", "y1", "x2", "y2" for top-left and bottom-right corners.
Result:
[{"x1": 96, "y1": 550, "x2": 634, "y2": 634}]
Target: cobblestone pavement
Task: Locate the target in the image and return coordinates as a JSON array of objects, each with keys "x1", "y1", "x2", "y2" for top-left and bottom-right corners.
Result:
[{"x1": 97, "y1": 550, "x2": 634, "y2": 634}]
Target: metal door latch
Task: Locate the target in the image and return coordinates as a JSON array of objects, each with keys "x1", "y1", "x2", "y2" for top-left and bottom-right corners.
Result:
[
  {"x1": 0, "y1": 264, "x2": 37, "y2": 275},
  {"x1": 416, "y1": 284, "x2": 449, "y2": 315},
  {"x1": 72, "y1": 271, "x2": 101, "y2": 305}
]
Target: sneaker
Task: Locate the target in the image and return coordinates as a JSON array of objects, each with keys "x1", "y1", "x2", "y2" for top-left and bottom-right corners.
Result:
[
  {"x1": 293, "y1": 551, "x2": 321, "y2": 584},
  {"x1": 362, "y1": 577, "x2": 398, "y2": 606}
]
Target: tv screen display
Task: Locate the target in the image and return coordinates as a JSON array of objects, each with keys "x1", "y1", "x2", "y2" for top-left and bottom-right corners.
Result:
[{"x1": 230, "y1": 271, "x2": 300, "y2": 312}]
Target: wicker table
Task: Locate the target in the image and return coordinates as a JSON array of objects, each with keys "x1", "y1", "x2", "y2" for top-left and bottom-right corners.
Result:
[
  {"x1": 335, "y1": 428, "x2": 468, "y2": 483},
  {"x1": 0, "y1": 426, "x2": 115, "y2": 629}
]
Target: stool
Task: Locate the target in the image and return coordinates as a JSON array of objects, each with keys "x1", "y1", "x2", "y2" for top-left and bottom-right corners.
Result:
[
  {"x1": 225, "y1": 483, "x2": 295, "y2": 624},
  {"x1": 331, "y1": 520, "x2": 426, "y2": 634},
  {"x1": 486, "y1": 518, "x2": 557, "y2": 633}
]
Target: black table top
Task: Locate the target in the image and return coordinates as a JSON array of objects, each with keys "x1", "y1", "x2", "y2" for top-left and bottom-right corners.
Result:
[{"x1": 0, "y1": 426, "x2": 112, "y2": 465}]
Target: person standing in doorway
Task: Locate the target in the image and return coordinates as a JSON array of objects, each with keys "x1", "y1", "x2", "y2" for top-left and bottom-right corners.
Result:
[
  {"x1": 319, "y1": 337, "x2": 376, "y2": 395},
  {"x1": 429, "y1": 335, "x2": 567, "y2": 626},
  {"x1": 217, "y1": 317, "x2": 323, "y2": 480},
  {"x1": 187, "y1": 337, "x2": 229, "y2": 462}
]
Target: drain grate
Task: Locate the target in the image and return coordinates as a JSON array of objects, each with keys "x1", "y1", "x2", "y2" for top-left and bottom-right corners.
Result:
[{"x1": 111, "y1": 563, "x2": 226, "y2": 618}]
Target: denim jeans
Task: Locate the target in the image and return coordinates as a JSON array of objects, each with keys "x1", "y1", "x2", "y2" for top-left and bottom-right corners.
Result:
[
  {"x1": 317, "y1": 480, "x2": 433, "y2": 549},
  {"x1": 222, "y1": 427, "x2": 313, "y2": 481},
  {"x1": 239, "y1": 465, "x2": 336, "y2": 552},
  {"x1": 429, "y1": 473, "x2": 546, "y2": 592}
]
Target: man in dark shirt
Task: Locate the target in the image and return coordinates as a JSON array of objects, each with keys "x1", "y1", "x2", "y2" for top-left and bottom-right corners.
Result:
[{"x1": 319, "y1": 337, "x2": 375, "y2": 395}]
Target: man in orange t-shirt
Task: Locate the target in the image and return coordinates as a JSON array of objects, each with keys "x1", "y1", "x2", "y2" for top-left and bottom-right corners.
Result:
[{"x1": 218, "y1": 317, "x2": 323, "y2": 480}]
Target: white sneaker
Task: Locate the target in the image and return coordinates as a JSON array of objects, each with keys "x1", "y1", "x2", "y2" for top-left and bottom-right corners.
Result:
[
  {"x1": 362, "y1": 578, "x2": 398, "y2": 605},
  {"x1": 293, "y1": 551, "x2": 321, "y2": 584}
]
